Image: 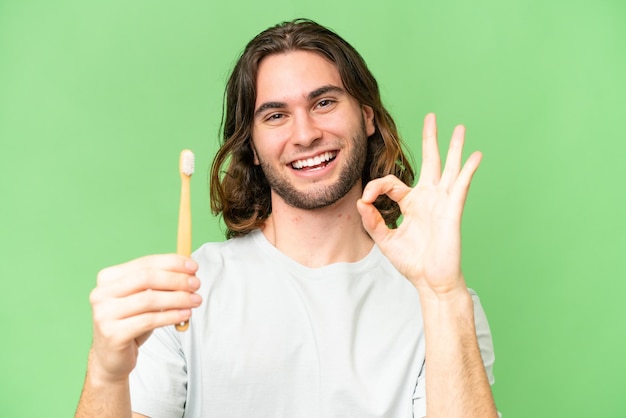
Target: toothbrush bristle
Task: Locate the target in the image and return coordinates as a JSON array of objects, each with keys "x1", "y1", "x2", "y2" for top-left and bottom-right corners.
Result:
[{"x1": 180, "y1": 150, "x2": 195, "y2": 176}]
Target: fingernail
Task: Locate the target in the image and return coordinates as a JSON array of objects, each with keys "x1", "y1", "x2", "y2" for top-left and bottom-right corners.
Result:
[
  {"x1": 190, "y1": 294, "x2": 202, "y2": 305},
  {"x1": 185, "y1": 260, "x2": 198, "y2": 271},
  {"x1": 188, "y1": 276, "x2": 200, "y2": 289}
]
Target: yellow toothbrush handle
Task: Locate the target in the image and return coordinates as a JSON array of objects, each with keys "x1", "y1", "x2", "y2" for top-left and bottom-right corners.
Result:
[{"x1": 176, "y1": 151, "x2": 193, "y2": 332}]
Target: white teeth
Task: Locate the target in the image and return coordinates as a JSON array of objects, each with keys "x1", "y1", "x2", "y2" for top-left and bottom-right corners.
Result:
[{"x1": 292, "y1": 151, "x2": 336, "y2": 169}]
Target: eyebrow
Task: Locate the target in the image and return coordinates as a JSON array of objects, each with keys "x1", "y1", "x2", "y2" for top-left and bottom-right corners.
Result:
[
  {"x1": 253, "y1": 84, "x2": 346, "y2": 119},
  {"x1": 307, "y1": 85, "x2": 345, "y2": 101}
]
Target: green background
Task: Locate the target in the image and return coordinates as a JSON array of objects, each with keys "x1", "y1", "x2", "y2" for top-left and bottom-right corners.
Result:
[{"x1": 1, "y1": 0, "x2": 625, "y2": 416}]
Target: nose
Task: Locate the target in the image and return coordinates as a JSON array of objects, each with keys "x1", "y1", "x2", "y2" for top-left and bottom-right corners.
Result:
[{"x1": 291, "y1": 111, "x2": 322, "y2": 147}]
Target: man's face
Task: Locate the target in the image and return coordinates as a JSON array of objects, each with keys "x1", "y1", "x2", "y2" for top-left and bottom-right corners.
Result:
[{"x1": 251, "y1": 50, "x2": 375, "y2": 210}]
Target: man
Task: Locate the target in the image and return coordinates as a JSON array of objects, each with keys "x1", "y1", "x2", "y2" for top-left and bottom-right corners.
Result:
[{"x1": 76, "y1": 18, "x2": 499, "y2": 417}]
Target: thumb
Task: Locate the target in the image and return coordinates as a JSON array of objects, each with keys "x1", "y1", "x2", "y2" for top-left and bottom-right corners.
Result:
[{"x1": 357, "y1": 199, "x2": 390, "y2": 245}]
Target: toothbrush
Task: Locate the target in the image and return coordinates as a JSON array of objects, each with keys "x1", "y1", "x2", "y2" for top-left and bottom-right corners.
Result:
[{"x1": 175, "y1": 149, "x2": 194, "y2": 332}]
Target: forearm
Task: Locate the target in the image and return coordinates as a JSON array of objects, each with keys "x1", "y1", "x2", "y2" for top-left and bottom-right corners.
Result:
[
  {"x1": 419, "y1": 287, "x2": 497, "y2": 418},
  {"x1": 75, "y1": 349, "x2": 133, "y2": 418}
]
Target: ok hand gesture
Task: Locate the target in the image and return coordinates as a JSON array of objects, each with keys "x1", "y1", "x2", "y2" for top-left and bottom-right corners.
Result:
[{"x1": 357, "y1": 113, "x2": 482, "y2": 298}]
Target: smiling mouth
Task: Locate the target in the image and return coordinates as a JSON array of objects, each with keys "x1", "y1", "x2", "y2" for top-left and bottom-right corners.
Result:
[{"x1": 291, "y1": 151, "x2": 337, "y2": 170}]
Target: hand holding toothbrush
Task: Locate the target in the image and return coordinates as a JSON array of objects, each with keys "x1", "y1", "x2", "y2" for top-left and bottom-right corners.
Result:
[
  {"x1": 88, "y1": 255, "x2": 202, "y2": 384},
  {"x1": 80, "y1": 150, "x2": 200, "y2": 393}
]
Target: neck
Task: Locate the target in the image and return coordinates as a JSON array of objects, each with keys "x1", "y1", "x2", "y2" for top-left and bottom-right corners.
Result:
[{"x1": 261, "y1": 186, "x2": 374, "y2": 268}]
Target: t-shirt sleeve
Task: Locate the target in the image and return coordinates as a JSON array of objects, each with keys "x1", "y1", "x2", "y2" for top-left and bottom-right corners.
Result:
[
  {"x1": 129, "y1": 325, "x2": 188, "y2": 418},
  {"x1": 412, "y1": 289, "x2": 500, "y2": 417}
]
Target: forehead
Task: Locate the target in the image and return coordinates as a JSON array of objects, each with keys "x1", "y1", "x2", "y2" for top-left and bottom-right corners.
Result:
[{"x1": 254, "y1": 50, "x2": 344, "y2": 106}]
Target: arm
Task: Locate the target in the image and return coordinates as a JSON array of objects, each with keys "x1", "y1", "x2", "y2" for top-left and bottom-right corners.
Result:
[
  {"x1": 357, "y1": 113, "x2": 497, "y2": 417},
  {"x1": 75, "y1": 255, "x2": 202, "y2": 418},
  {"x1": 418, "y1": 288, "x2": 496, "y2": 417}
]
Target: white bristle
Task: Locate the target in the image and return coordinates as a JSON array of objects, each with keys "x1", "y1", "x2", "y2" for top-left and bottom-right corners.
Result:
[{"x1": 180, "y1": 150, "x2": 195, "y2": 175}]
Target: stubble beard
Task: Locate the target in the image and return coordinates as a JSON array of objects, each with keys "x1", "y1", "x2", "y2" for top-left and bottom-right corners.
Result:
[{"x1": 258, "y1": 120, "x2": 369, "y2": 211}]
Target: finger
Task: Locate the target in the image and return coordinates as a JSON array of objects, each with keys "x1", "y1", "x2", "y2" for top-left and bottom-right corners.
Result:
[
  {"x1": 92, "y1": 268, "x2": 200, "y2": 304},
  {"x1": 450, "y1": 151, "x2": 482, "y2": 209},
  {"x1": 95, "y1": 255, "x2": 199, "y2": 298},
  {"x1": 362, "y1": 175, "x2": 412, "y2": 204},
  {"x1": 111, "y1": 289, "x2": 202, "y2": 320},
  {"x1": 419, "y1": 113, "x2": 442, "y2": 185},
  {"x1": 439, "y1": 124, "x2": 466, "y2": 190},
  {"x1": 113, "y1": 268, "x2": 199, "y2": 298},
  {"x1": 357, "y1": 199, "x2": 392, "y2": 245},
  {"x1": 96, "y1": 308, "x2": 193, "y2": 344},
  {"x1": 92, "y1": 289, "x2": 201, "y2": 341},
  {"x1": 125, "y1": 309, "x2": 193, "y2": 334},
  {"x1": 97, "y1": 254, "x2": 198, "y2": 285}
]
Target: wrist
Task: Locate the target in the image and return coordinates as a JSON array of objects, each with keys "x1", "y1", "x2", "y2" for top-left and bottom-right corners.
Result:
[
  {"x1": 416, "y1": 285, "x2": 475, "y2": 320},
  {"x1": 417, "y1": 289, "x2": 478, "y2": 347},
  {"x1": 86, "y1": 348, "x2": 130, "y2": 388},
  {"x1": 412, "y1": 275, "x2": 471, "y2": 304}
]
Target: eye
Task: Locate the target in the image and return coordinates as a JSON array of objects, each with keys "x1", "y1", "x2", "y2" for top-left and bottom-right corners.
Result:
[
  {"x1": 265, "y1": 113, "x2": 285, "y2": 122},
  {"x1": 317, "y1": 99, "x2": 334, "y2": 108}
]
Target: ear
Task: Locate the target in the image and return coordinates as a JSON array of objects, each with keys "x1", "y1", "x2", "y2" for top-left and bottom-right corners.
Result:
[{"x1": 362, "y1": 105, "x2": 375, "y2": 137}]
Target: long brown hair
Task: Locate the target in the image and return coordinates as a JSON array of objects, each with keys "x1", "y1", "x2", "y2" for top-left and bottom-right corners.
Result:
[{"x1": 210, "y1": 19, "x2": 414, "y2": 238}]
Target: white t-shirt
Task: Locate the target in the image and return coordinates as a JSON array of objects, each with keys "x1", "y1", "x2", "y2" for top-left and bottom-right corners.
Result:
[{"x1": 130, "y1": 230, "x2": 496, "y2": 418}]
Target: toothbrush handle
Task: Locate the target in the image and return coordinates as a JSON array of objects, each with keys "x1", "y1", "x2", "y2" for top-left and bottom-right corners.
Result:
[
  {"x1": 177, "y1": 174, "x2": 192, "y2": 256},
  {"x1": 176, "y1": 173, "x2": 192, "y2": 332}
]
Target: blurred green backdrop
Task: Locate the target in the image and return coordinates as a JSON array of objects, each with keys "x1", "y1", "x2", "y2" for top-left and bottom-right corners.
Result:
[{"x1": 1, "y1": 0, "x2": 625, "y2": 416}]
